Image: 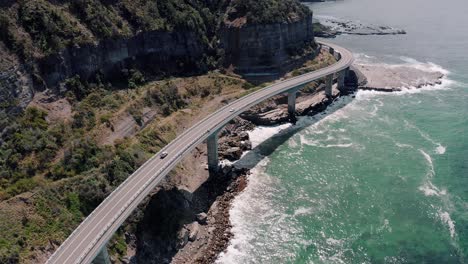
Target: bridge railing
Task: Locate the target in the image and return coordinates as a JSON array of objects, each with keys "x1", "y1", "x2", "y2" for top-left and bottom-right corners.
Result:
[{"x1": 47, "y1": 40, "x2": 353, "y2": 264}]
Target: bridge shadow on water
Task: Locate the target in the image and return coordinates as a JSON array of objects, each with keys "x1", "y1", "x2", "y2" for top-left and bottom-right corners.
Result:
[
  {"x1": 234, "y1": 93, "x2": 356, "y2": 170},
  {"x1": 134, "y1": 92, "x2": 356, "y2": 263}
]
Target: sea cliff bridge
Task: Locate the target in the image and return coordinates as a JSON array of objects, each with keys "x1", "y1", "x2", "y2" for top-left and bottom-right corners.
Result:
[{"x1": 47, "y1": 41, "x2": 354, "y2": 264}]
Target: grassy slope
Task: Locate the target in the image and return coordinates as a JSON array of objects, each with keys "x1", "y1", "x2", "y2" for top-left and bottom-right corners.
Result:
[
  {"x1": 0, "y1": 50, "x2": 335, "y2": 263},
  {"x1": 0, "y1": 71, "x2": 251, "y2": 263},
  {"x1": 0, "y1": 0, "x2": 317, "y2": 262}
]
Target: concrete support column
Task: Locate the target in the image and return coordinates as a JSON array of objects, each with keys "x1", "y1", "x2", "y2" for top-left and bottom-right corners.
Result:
[
  {"x1": 329, "y1": 47, "x2": 335, "y2": 56},
  {"x1": 325, "y1": 74, "x2": 333, "y2": 98},
  {"x1": 287, "y1": 90, "x2": 297, "y2": 116},
  {"x1": 207, "y1": 132, "x2": 219, "y2": 173},
  {"x1": 93, "y1": 247, "x2": 111, "y2": 264},
  {"x1": 337, "y1": 69, "x2": 346, "y2": 93}
]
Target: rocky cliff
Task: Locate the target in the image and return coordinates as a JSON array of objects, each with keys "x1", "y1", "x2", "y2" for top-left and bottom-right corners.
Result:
[
  {"x1": 0, "y1": 0, "x2": 317, "y2": 109},
  {"x1": 39, "y1": 30, "x2": 206, "y2": 89},
  {"x1": 221, "y1": 13, "x2": 317, "y2": 83}
]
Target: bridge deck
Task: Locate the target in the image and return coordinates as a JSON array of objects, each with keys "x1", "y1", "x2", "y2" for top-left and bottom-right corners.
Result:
[{"x1": 47, "y1": 41, "x2": 353, "y2": 264}]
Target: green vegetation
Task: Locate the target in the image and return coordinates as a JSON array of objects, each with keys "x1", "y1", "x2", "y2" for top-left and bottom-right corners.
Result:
[
  {"x1": 0, "y1": 0, "x2": 317, "y2": 261},
  {"x1": 291, "y1": 51, "x2": 336, "y2": 77},
  {"x1": 0, "y1": 0, "x2": 310, "y2": 61},
  {"x1": 226, "y1": 0, "x2": 311, "y2": 24},
  {"x1": 69, "y1": 0, "x2": 132, "y2": 39},
  {"x1": 0, "y1": 0, "x2": 219, "y2": 59},
  {"x1": 0, "y1": 72, "x2": 252, "y2": 262}
]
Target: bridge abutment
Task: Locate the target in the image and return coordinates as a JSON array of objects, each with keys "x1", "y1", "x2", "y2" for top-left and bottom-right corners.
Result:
[
  {"x1": 207, "y1": 132, "x2": 219, "y2": 173},
  {"x1": 93, "y1": 247, "x2": 111, "y2": 264}
]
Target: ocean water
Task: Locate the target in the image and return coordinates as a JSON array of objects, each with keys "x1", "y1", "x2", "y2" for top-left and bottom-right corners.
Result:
[{"x1": 217, "y1": 0, "x2": 468, "y2": 263}]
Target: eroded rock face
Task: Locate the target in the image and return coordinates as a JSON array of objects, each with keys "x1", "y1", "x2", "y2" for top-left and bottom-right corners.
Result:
[
  {"x1": 0, "y1": 66, "x2": 34, "y2": 113},
  {"x1": 221, "y1": 14, "x2": 317, "y2": 83},
  {"x1": 39, "y1": 30, "x2": 206, "y2": 89}
]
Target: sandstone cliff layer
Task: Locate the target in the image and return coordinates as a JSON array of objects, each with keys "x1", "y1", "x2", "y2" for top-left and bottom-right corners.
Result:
[
  {"x1": 222, "y1": 14, "x2": 317, "y2": 82},
  {"x1": 39, "y1": 30, "x2": 206, "y2": 89}
]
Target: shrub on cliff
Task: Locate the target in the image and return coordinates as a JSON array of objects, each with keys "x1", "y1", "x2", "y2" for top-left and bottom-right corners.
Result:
[
  {"x1": 0, "y1": 107, "x2": 61, "y2": 195},
  {"x1": 18, "y1": 0, "x2": 92, "y2": 55},
  {"x1": 225, "y1": 0, "x2": 311, "y2": 25},
  {"x1": 70, "y1": 0, "x2": 132, "y2": 39}
]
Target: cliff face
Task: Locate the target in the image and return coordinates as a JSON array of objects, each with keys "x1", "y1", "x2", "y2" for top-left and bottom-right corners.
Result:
[
  {"x1": 221, "y1": 14, "x2": 317, "y2": 82},
  {"x1": 39, "y1": 30, "x2": 206, "y2": 89},
  {"x1": 0, "y1": 0, "x2": 316, "y2": 109}
]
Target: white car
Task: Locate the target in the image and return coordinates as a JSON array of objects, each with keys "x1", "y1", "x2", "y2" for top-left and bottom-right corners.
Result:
[
  {"x1": 160, "y1": 151, "x2": 168, "y2": 159},
  {"x1": 229, "y1": 108, "x2": 235, "y2": 112}
]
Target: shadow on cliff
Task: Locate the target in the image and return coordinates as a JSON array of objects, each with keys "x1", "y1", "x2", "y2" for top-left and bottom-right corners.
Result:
[
  {"x1": 134, "y1": 167, "x2": 238, "y2": 264},
  {"x1": 234, "y1": 92, "x2": 357, "y2": 170}
]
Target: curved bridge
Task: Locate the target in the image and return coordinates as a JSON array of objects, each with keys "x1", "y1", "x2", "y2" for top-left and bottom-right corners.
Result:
[{"x1": 47, "y1": 41, "x2": 353, "y2": 264}]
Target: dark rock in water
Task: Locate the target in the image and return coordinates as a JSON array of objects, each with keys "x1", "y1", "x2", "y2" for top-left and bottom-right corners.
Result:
[
  {"x1": 239, "y1": 140, "x2": 252, "y2": 151},
  {"x1": 223, "y1": 147, "x2": 243, "y2": 161},
  {"x1": 239, "y1": 131, "x2": 249, "y2": 140}
]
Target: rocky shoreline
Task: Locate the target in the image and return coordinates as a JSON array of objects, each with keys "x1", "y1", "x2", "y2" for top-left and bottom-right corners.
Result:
[
  {"x1": 130, "y1": 58, "x2": 446, "y2": 263},
  {"x1": 355, "y1": 64, "x2": 445, "y2": 92},
  {"x1": 167, "y1": 61, "x2": 446, "y2": 263},
  {"x1": 139, "y1": 72, "x2": 360, "y2": 263},
  {"x1": 313, "y1": 17, "x2": 406, "y2": 38}
]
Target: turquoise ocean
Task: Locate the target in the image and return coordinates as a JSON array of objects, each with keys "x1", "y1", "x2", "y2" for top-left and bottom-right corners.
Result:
[{"x1": 217, "y1": 0, "x2": 468, "y2": 263}]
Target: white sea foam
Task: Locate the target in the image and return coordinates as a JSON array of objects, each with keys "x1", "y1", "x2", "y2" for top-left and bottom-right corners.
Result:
[
  {"x1": 248, "y1": 123, "x2": 292, "y2": 148},
  {"x1": 419, "y1": 149, "x2": 434, "y2": 176},
  {"x1": 294, "y1": 207, "x2": 314, "y2": 216},
  {"x1": 419, "y1": 181, "x2": 446, "y2": 197},
  {"x1": 325, "y1": 143, "x2": 353, "y2": 148},
  {"x1": 217, "y1": 157, "x2": 273, "y2": 263},
  {"x1": 299, "y1": 134, "x2": 353, "y2": 149},
  {"x1": 439, "y1": 211, "x2": 456, "y2": 238},
  {"x1": 395, "y1": 142, "x2": 413, "y2": 148},
  {"x1": 435, "y1": 145, "x2": 446, "y2": 154},
  {"x1": 326, "y1": 237, "x2": 344, "y2": 246},
  {"x1": 399, "y1": 57, "x2": 450, "y2": 75},
  {"x1": 405, "y1": 120, "x2": 447, "y2": 155}
]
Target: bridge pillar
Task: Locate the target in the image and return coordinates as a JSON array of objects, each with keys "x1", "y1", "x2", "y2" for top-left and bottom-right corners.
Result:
[
  {"x1": 337, "y1": 69, "x2": 346, "y2": 93},
  {"x1": 93, "y1": 247, "x2": 111, "y2": 264},
  {"x1": 207, "y1": 132, "x2": 219, "y2": 173},
  {"x1": 337, "y1": 67, "x2": 350, "y2": 94},
  {"x1": 325, "y1": 74, "x2": 333, "y2": 98},
  {"x1": 287, "y1": 89, "x2": 297, "y2": 116}
]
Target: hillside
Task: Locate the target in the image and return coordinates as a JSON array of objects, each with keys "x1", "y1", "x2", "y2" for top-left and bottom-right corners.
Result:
[
  {"x1": 0, "y1": 0, "x2": 311, "y2": 63},
  {"x1": 0, "y1": 0, "x2": 317, "y2": 263}
]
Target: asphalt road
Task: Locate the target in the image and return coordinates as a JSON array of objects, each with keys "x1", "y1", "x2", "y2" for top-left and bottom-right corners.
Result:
[{"x1": 47, "y1": 40, "x2": 354, "y2": 264}]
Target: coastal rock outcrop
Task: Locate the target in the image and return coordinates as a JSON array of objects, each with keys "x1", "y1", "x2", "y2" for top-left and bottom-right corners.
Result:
[
  {"x1": 356, "y1": 64, "x2": 444, "y2": 92},
  {"x1": 313, "y1": 17, "x2": 406, "y2": 38}
]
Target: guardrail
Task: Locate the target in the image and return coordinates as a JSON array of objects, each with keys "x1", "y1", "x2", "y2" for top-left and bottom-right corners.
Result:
[{"x1": 47, "y1": 40, "x2": 354, "y2": 264}]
